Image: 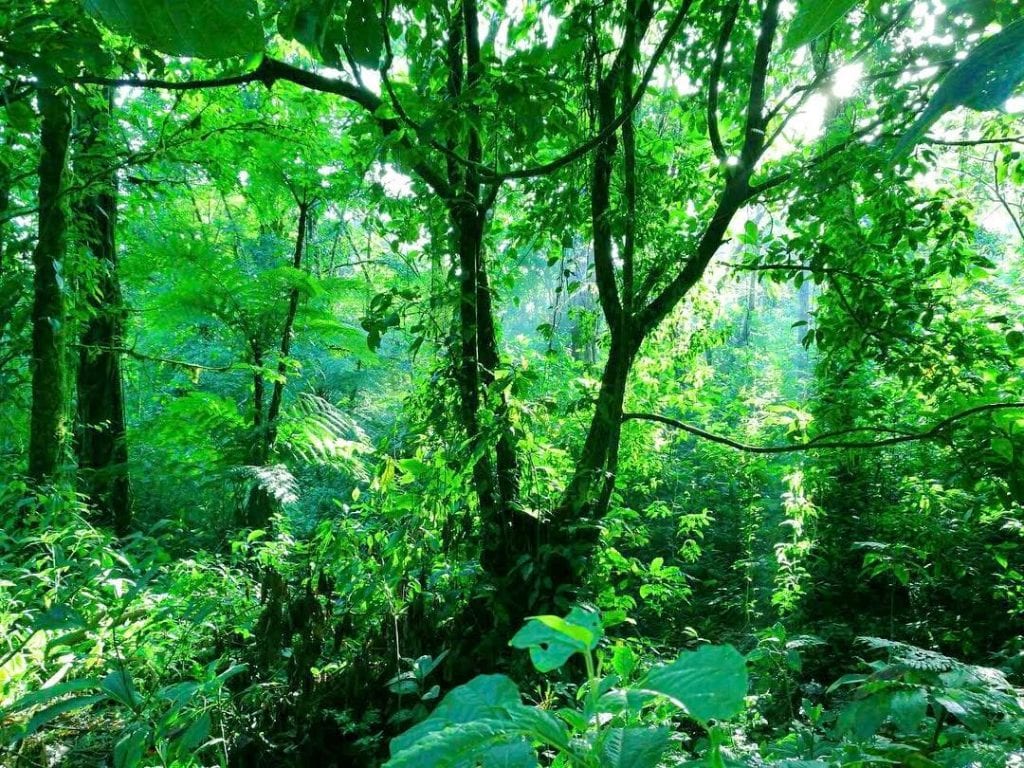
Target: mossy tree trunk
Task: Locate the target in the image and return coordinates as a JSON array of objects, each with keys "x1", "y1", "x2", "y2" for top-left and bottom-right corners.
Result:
[
  {"x1": 76, "y1": 89, "x2": 132, "y2": 534},
  {"x1": 28, "y1": 89, "x2": 71, "y2": 483}
]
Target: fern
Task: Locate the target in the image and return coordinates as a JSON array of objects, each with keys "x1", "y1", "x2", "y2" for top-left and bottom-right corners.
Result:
[
  {"x1": 858, "y1": 637, "x2": 957, "y2": 672},
  {"x1": 276, "y1": 394, "x2": 372, "y2": 479},
  {"x1": 239, "y1": 464, "x2": 299, "y2": 505}
]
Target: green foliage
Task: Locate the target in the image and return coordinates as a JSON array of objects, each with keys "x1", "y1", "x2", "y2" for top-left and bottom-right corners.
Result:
[
  {"x1": 0, "y1": 480, "x2": 258, "y2": 765},
  {"x1": 894, "y1": 20, "x2": 1024, "y2": 156},
  {"x1": 84, "y1": 0, "x2": 263, "y2": 58},
  {"x1": 783, "y1": 0, "x2": 862, "y2": 51},
  {"x1": 3, "y1": 0, "x2": 1024, "y2": 765},
  {"x1": 388, "y1": 608, "x2": 750, "y2": 768}
]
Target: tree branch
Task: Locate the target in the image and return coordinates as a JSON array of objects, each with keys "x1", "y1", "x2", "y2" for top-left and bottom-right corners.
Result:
[
  {"x1": 707, "y1": 0, "x2": 741, "y2": 163},
  {"x1": 483, "y1": 0, "x2": 696, "y2": 181},
  {"x1": 738, "y1": 0, "x2": 782, "y2": 173},
  {"x1": 77, "y1": 57, "x2": 456, "y2": 200},
  {"x1": 623, "y1": 402, "x2": 1024, "y2": 454},
  {"x1": 76, "y1": 344, "x2": 235, "y2": 372}
]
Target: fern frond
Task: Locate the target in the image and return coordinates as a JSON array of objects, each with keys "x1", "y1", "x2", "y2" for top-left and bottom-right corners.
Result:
[
  {"x1": 858, "y1": 637, "x2": 956, "y2": 672},
  {"x1": 277, "y1": 394, "x2": 373, "y2": 479},
  {"x1": 238, "y1": 464, "x2": 300, "y2": 505}
]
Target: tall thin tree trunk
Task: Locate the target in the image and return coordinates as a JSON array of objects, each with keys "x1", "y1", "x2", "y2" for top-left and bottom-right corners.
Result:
[
  {"x1": 76, "y1": 90, "x2": 132, "y2": 534},
  {"x1": 28, "y1": 89, "x2": 71, "y2": 483},
  {"x1": 245, "y1": 201, "x2": 310, "y2": 528}
]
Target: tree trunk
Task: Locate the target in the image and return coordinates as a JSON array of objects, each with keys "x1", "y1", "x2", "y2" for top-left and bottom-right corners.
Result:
[
  {"x1": 559, "y1": 330, "x2": 638, "y2": 523},
  {"x1": 76, "y1": 91, "x2": 132, "y2": 534},
  {"x1": 244, "y1": 202, "x2": 310, "y2": 528},
  {"x1": 28, "y1": 89, "x2": 71, "y2": 483}
]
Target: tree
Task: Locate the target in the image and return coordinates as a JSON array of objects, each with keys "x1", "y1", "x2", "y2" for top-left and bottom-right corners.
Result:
[
  {"x1": 67, "y1": 0, "x2": 1024, "y2": 646},
  {"x1": 75, "y1": 88, "x2": 132, "y2": 533},
  {"x1": 27, "y1": 88, "x2": 71, "y2": 483}
]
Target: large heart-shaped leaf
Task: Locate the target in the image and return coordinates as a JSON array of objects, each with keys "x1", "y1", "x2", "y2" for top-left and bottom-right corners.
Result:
[
  {"x1": 84, "y1": 0, "x2": 263, "y2": 59},
  {"x1": 640, "y1": 644, "x2": 748, "y2": 723},
  {"x1": 390, "y1": 674, "x2": 522, "y2": 756},
  {"x1": 509, "y1": 607, "x2": 602, "y2": 673},
  {"x1": 783, "y1": 0, "x2": 862, "y2": 51},
  {"x1": 345, "y1": 0, "x2": 384, "y2": 68}
]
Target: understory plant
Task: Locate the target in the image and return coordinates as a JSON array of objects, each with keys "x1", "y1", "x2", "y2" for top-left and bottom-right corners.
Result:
[{"x1": 384, "y1": 606, "x2": 750, "y2": 767}]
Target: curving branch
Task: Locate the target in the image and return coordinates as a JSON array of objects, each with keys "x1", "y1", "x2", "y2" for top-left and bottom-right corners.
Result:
[
  {"x1": 77, "y1": 57, "x2": 456, "y2": 199},
  {"x1": 738, "y1": 0, "x2": 782, "y2": 172},
  {"x1": 747, "y1": 117, "x2": 884, "y2": 197},
  {"x1": 74, "y1": 0, "x2": 697, "y2": 187},
  {"x1": 622, "y1": 402, "x2": 1024, "y2": 454},
  {"x1": 707, "y1": 0, "x2": 740, "y2": 163}
]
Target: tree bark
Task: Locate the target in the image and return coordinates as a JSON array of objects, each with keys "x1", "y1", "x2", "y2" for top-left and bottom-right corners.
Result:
[
  {"x1": 28, "y1": 89, "x2": 71, "y2": 483},
  {"x1": 76, "y1": 92, "x2": 132, "y2": 534}
]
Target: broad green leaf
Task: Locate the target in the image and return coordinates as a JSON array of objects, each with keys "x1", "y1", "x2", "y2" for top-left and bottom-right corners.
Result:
[
  {"x1": 390, "y1": 674, "x2": 522, "y2": 755},
  {"x1": 101, "y1": 668, "x2": 141, "y2": 709},
  {"x1": 2, "y1": 678, "x2": 101, "y2": 715},
  {"x1": 894, "y1": 20, "x2": 1024, "y2": 156},
  {"x1": 505, "y1": 705, "x2": 570, "y2": 750},
  {"x1": 4, "y1": 100, "x2": 34, "y2": 133},
  {"x1": 173, "y1": 712, "x2": 212, "y2": 756},
  {"x1": 509, "y1": 607, "x2": 602, "y2": 673},
  {"x1": 783, "y1": 0, "x2": 861, "y2": 51},
  {"x1": 826, "y1": 673, "x2": 869, "y2": 693},
  {"x1": 21, "y1": 695, "x2": 107, "y2": 739},
  {"x1": 345, "y1": 0, "x2": 384, "y2": 68},
  {"x1": 114, "y1": 725, "x2": 149, "y2": 768},
  {"x1": 83, "y1": 0, "x2": 263, "y2": 59},
  {"x1": 640, "y1": 644, "x2": 748, "y2": 722},
  {"x1": 836, "y1": 693, "x2": 890, "y2": 739},
  {"x1": 34, "y1": 604, "x2": 86, "y2": 630},
  {"x1": 599, "y1": 726, "x2": 670, "y2": 768},
  {"x1": 611, "y1": 643, "x2": 638, "y2": 680},
  {"x1": 888, "y1": 688, "x2": 928, "y2": 734},
  {"x1": 385, "y1": 720, "x2": 537, "y2": 768}
]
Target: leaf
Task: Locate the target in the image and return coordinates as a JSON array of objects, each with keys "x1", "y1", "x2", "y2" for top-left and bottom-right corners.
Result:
[
  {"x1": 173, "y1": 712, "x2": 212, "y2": 755},
  {"x1": 34, "y1": 604, "x2": 86, "y2": 630},
  {"x1": 101, "y1": 668, "x2": 142, "y2": 710},
  {"x1": 893, "y1": 20, "x2": 1024, "y2": 157},
  {"x1": 888, "y1": 688, "x2": 928, "y2": 734},
  {"x1": 640, "y1": 644, "x2": 748, "y2": 722},
  {"x1": 20, "y1": 695, "x2": 107, "y2": 740},
  {"x1": 390, "y1": 675, "x2": 522, "y2": 756},
  {"x1": 509, "y1": 607, "x2": 602, "y2": 673},
  {"x1": 386, "y1": 720, "x2": 538, "y2": 768},
  {"x1": 599, "y1": 727, "x2": 670, "y2": 768},
  {"x1": 345, "y1": 0, "x2": 384, "y2": 68},
  {"x1": 4, "y1": 100, "x2": 34, "y2": 133},
  {"x1": 114, "y1": 725, "x2": 150, "y2": 768},
  {"x1": 836, "y1": 693, "x2": 890, "y2": 740},
  {"x1": 505, "y1": 705, "x2": 570, "y2": 751},
  {"x1": 2, "y1": 678, "x2": 101, "y2": 716},
  {"x1": 83, "y1": 0, "x2": 263, "y2": 58},
  {"x1": 783, "y1": 0, "x2": 862, "y2": 51}
]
